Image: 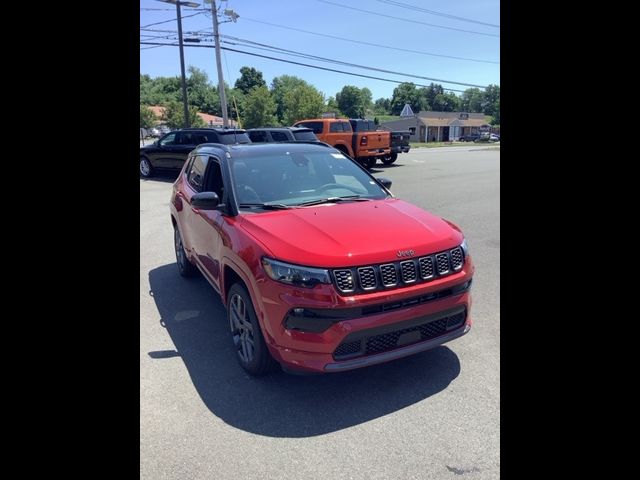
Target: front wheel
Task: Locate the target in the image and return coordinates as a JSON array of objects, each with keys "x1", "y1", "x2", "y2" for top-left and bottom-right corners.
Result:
[
  {"x1": 140, "y1": 157, "x2": 154, "y2": 178},
  {"x1": 227, "y1": 284, "x2": 277, "y2": 376},
  {"x1": 174, "y1": 227, "x2": 197, "y2": 277}
]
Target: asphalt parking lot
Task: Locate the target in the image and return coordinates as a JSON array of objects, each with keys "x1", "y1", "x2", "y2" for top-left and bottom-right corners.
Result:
[{"x1": 140, "y1": 146, "x2": 500, "y2": 479}]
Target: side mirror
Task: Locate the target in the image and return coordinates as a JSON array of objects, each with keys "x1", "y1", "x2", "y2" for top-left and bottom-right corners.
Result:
[
  {"x1": 376, "y1": 177, "x2": 392, "y2": 190},
  {"x1": 191, "y1": 191, "x2": 220, "y2": 210}
]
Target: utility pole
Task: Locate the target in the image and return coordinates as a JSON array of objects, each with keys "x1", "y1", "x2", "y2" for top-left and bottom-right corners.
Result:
[
  {"x1": 210, "y1": 0, "x2": 229, "y2": 127},
  {"x1": 176, "y1": 1, "x2": 190, "y2": 128},
  {"x1": 157, "y1": 1, "x2": 200, "y2": 128}
]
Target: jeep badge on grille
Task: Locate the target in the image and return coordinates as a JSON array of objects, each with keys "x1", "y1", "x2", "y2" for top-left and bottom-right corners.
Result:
[{"x1": 397, "y1": 249, "x2": 415, "y2": 258}]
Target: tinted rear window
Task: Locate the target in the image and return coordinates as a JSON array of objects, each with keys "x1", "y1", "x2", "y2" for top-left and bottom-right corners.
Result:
[
  {"x1": 270, "y1": 131, "x2": 290, "y2": 142},
  {"x1": 296, "y1": 121, "x2": 324, "y2": 134},
  {"x1": 217, "y1": 132, "x2": 251, "y2": 144},
  {"x1": 293, "y1": 130, "x2": 318, "y2": 141}
]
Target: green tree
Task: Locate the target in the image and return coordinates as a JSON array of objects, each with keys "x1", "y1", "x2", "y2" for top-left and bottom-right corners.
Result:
[
  {"x1": 336, "y1": 85, "x2": 368, "y2": 118},
  {"x1": 390, "y1": 82, "x2": 424, "y2": 115},
  {"x1": 140, "y1": 104, "x2": 157, "y2": 129},
  {"x1": 432, "y1": 92, "x2": 460, "y2": 112},
  {"x1": 242, "y1": 86, "x2": 277, "y2": 128},
  {"x1": 187, "y1": 66, "x2": 220, "y2": 115},
  {"x1": 460, "y1": 88, "x2": 484, "y2": 113},
  {"x1": 271, "y1": 75, "x2": 309, "y2": 123},
  {"x1": 282, "y1": 84, "x2": 325, "y2": 125},
  {"x1": 482, "y1": 84, "x2": 500, "y2": 117},
  {"x1": 490, "y1": 98, "x2": 500, "y2": 125},
  {"x1": 420, "y1": 83, "x2": 444, "y2": 110},
  {"x1": 325, "y1": 96, "x2": 342, "y2": 116},
  {"x1": 374, "y1": 97, "x2": 391, "y2": 114},
  {"x1": 234, "y1": 66, "x2": 266, "y2": 94},
  {"x1": 161, "y1": 101, "x2": 205, "y2": 129}
]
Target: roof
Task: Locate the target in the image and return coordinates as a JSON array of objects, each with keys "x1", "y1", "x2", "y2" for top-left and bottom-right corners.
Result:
[
  {"x1": 247, "y1": 127, "x2": 313, "y2": 132},
  {"x1": 415, "y1": 111, "x2": 491, "y2": 127},
  {"x1": 196, "y1": 141, "x2": 333, "y2": 158}
]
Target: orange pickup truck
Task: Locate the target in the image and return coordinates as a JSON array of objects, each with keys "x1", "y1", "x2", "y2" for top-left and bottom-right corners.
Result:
[{"x1": 293, "y1": 118, "x2": 391, "y2": 168}]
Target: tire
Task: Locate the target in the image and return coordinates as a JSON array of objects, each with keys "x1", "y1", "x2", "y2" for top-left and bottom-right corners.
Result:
[
  {"x1": 140, "y1": 156, "x2": 154, "y2": 178},
  {"x1": 174, "y1": 226, "x2": 197, "y2": 277},
  {"x1": 382, "y1": 152, "x2": 398, "y2": 165},
  {"x1": 227, "y1": 283, "x2": 277, "y2": 376},
  {"x1": 362, "y1": 157, "x2": 375, "y2": 169}
]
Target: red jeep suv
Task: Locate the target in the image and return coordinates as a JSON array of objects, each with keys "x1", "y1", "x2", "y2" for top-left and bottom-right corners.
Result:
[{"x1": 170, "y1": 142, "x2": 474, "y2": 375}]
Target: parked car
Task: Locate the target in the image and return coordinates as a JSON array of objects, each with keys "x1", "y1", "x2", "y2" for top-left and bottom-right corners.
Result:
[
  {"x1": 170, "y1": 141, "x2": 474, "y2": 375},
  {"x1": 489, "y1": 133, "x2": 500, "y2": 142},
  {"x1": 459, "y1": 133, "x2": 481, "y2": 142},
  {"x1": 140, "y1": 128, "x2": 250, "y2": 178},
  {"x1": 148, "y1": 127, "x2": 161, "y2": 138},
  {"x1": 247, "y1": 127, "x2": 319, "y2": 143}
]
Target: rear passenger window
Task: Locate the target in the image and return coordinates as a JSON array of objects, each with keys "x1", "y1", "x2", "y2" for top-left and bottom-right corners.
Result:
[
  {"x1": 341, "y1": 122, "x2": 352, "y2": 132},
  {"x1": 187, "y1": 155, "x2": 207, "y2": 192},
  {"x1": 329, "y1": 122, "x2": 343, "y2": 132},
  {"x1": 249, "y1": 131, "x2": 267, "y2": 142},
  {"x1": 271, "y1": 131, "x2": 289, "y2": 141}
]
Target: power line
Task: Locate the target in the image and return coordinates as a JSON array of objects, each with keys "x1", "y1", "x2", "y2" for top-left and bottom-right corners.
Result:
[
  {"x1": 141, "y1": 29, "x2": 489, "y2": 87},
  {"x1": 219, "y1": 34, "x2": 488, "y2": 88},
  {"x1": 140, "y1": 11, "x2": 203, "y2": 29},
  {"x1": 146, "y1": 19, "x2": 499, "y2": 64},
  {"x1": 374, "y1": 0, "x2": 500, "y2": 28},
  {"x1": 316, "y1": 0, "x2": 499, "y2": 38},
  {"x1": 139, "y1": 41, "x2": 468, "y2": 93},
  {"x1": 140, "y1": 44, "x2": 166, "y2": 50}
]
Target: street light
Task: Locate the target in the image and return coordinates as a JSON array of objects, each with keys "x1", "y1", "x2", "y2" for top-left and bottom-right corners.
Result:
[{"x1": 156, "y1": 0, "x2": 200, "y2": 128}]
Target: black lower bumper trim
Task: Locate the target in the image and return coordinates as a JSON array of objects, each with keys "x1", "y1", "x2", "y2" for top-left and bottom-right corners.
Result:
[{"x1": 325, "y1": 323, "x2": 470, "y2": 371}]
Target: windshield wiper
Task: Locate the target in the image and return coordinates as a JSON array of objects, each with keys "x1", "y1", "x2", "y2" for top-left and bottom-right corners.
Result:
[
  {"x1": 238, "y1": 203, "x2": 292, "y2": 210},
  {"x1": 297, "y1": 195, "x2": 372, "y2": 207}
]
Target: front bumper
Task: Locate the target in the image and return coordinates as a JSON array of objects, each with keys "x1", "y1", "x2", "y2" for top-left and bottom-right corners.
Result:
[{"x1": 256, "y1": 260, "x2": 474, "y2": 373}]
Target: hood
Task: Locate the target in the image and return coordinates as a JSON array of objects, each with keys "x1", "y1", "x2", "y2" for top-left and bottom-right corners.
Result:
[{"x1": 240, "y1": 199, "x2": 463, "y2": 267}]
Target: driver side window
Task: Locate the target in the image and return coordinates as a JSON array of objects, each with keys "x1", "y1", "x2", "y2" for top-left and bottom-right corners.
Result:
[{"x1": 160, "y1": 133, "x2": 176, "y2": 146}]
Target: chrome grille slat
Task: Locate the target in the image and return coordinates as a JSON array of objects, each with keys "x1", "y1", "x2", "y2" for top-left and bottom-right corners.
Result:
[
  {"x1": 435, "y1": 253, "x2": 450, "y2": 275},
  {"x1": 357, "y1": 267, "x2": 377, "y2": 290},
  {"x1": 400, "y1": 260, "x2": 417, "y2": 283},
  {"x1": 419, "y1": 256, "x2": 434, "y2": 279},
  {"x1": 380, "y1": 264, "x2": 397, "y2": 287},
  {"x1": 334, "y1": 269, "x2": 355, "y2": 292},
  {"x1": 450, "y1": 247, "x2": 463, "y2": 271}
]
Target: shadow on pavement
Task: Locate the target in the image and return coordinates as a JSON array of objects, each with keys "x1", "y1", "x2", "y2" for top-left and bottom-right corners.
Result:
[{"x1": 147, "y1": 263, "x2": 461, "y2": 438}]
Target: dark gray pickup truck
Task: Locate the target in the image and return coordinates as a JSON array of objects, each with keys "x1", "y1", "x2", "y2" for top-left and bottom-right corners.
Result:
[{"x1": 380, "y1": 130, "x2": 411, "y2": 165}]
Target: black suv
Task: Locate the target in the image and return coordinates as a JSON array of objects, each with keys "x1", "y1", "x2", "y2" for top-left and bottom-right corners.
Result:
[
  {"x1": 140, "y1": 128, "x2": 250, "y2": 178},
  {"x1": 246, "y1": 127, "x2": 319, "y2": 143}
]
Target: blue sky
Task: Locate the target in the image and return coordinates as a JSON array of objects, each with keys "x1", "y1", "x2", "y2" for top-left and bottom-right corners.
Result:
[{"x1": 140, "y1": 0, "x2": 499, "y2": 101}]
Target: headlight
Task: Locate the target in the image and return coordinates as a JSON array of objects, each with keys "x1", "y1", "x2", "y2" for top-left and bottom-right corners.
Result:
[
  {"x1": 261, "y1": 257, "x2": 331, "y2": 288},
  {"x1": 460, "y1": 238, "x2": 469, "y2": 258}
]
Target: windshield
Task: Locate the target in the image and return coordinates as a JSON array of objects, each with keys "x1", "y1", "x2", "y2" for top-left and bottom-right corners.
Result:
[{"x1": 230, "y1": 150, "x2": 389, "y2": 209}]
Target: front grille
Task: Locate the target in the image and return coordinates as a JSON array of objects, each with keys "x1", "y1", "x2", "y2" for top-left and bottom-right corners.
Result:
[
  {"x1": 358, "y1": 267, "x2": 377, "y2": 290},
  {"x1": 333, "y1": 309, "x2": 466, "y2": 359},
  {"x1": 331, "y1": 246, "x2": 466, "y2": 294},
  {"x1": 380, "y1": 264, "x2": 397, "y2": 286},
  {"x1": 334, "y1": 269, "x2": 354, "y2": 292},
  {"x1": 450, "y1": 247, "x2": 463, "y2": 271}
]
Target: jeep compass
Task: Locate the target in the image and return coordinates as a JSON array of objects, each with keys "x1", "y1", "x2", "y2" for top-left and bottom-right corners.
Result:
[{"x1": 170, "y1": 142, "x2": 474, "y2": 375}]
